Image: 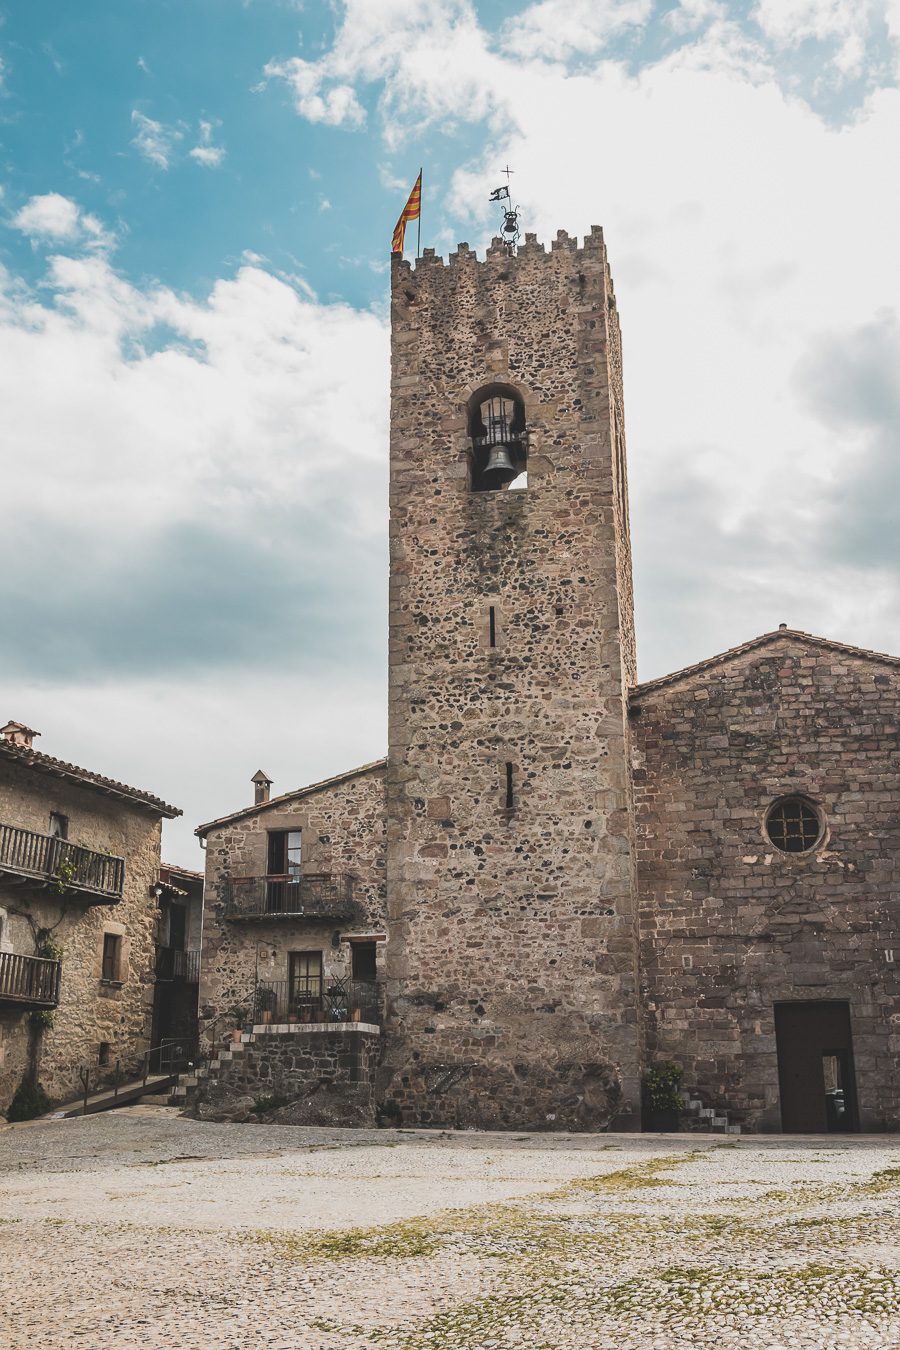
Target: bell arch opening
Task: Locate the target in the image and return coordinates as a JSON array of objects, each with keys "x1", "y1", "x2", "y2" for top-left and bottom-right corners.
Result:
[{"x1": 467, "y1": 384, "x2": 527, "y2": 492}]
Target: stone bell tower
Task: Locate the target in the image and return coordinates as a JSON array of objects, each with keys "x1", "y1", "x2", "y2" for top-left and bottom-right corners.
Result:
[{"x1": 382, "y1": 227, "x2": 641, "y2": 1130}]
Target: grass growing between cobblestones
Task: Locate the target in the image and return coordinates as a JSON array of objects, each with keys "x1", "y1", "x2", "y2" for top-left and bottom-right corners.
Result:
[
  {"x1": 244, "y1": 1154, "x2": 695, "y2": 1268},
  {"x1": 859, "y1": 1165, "x2": 900, "y2": 1193},
  {"x1": 242, "y1": 1148, "x2": 900, "y2": 1349},
  {"x1": 384, "y1": 1263, "x2": 900, "y2": 1348}
]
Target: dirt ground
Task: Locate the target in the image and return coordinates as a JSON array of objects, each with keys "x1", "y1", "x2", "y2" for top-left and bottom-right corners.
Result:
[{"x1": 1, "y1": 1106, "x2": 898, "y2": 1349}]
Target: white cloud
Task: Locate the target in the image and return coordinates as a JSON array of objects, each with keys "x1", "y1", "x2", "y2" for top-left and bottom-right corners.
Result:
[
  {"x1": 131, "y1": 109, "x2": 183, "y2": 169},
  {"x1": 0, "y1": 252, "x2": 387, "y2": 538},
  {"x1": 263, "y1": 1, "x2": 900, "y2": 681},
  {"x1": 263, "y1": 56, "x2": 367, "y2": 127},
  {"x1": 13, "y1": 192, "x2": 80, "y2": 240},
  {"x1": 4, "y1": 668, "x2": 387, "y2": 870},
  {"x1": 753, "y1": 0, "x2": 890, "y2": 79},
  {"x1": 189, "y1": 119, "x2": 226, "y2": 168},
  {"x1": 11, "y1": 193, "x2": 114, "y2": 252},
  {"x1": 0, "y1": 241, "x2": 390, "y2": 865},
  {"x1": 504, "y1": 0, "x2": 654, "y2": 59},
  {"x1": 666, "y1": 0, "x2": 728, "y2": 35},
  {"x1": 264, "y1": 0, "x2": 501, "y2": 143}
]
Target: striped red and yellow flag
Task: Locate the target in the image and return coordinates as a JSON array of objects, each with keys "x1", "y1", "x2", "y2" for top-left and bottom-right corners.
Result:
[{"x1": 391, "y1": 171, "x2": 422, "y2": 256}]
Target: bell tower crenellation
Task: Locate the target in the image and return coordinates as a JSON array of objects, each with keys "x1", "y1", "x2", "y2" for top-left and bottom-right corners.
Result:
[{"x1": 382, "y1": 227, "x2": 641, "y2": 1129}]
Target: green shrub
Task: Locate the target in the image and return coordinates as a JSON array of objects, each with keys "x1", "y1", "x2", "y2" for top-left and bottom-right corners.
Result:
[{"x1": 642, "y1": 1062, "x2": 684, "y2": 1112}]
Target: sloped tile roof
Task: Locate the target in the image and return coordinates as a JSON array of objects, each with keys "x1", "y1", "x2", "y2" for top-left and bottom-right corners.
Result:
[
  {"x1": 630, "y1": 627, "x2": 900, "y2": 703},
  {"x1": 0, "y1": 739, "x2": 181, "y2": 818},
  {"x1": 195, "y1": 757, "x2": 387, "y2": 837}
]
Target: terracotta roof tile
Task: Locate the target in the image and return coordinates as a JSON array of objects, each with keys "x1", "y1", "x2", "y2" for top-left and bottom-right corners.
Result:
[
  {"x1": 195, "y1": 757, "x2": 387, "y2": 837},
  {"x1": 630, "y1": 627, "x2": 900, "y2": 703},
  {"x1": 0, "y1": 739, "x2": 181, "y2": 818}
]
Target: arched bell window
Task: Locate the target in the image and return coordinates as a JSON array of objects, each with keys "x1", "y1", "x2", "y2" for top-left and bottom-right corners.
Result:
[{"x1": 468, "y1": 386, "x2": 527, "y2": 492}]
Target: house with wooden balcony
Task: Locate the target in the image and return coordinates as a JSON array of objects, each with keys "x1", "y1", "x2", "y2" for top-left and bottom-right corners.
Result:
[
  {"x1": 0, "y1": 719, "x2": 180, "y2": 1116},
  {"x1": 194, "y1": 762, "x2": 386, "y2": 1110}
]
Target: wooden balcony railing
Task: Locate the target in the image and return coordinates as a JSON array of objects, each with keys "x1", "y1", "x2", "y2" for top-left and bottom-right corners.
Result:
[
  {"x1": 154, "y1": 946, "x2": 201, "y2": 984},
  {"x1": 224, "y1": 874, "x2": 354, "y2": 921},
  {"x1": 0, "y1": 951, "x2": 62, "y2": 1008},
  {"x1": 0, "y1": 822, "x2": 124, "y2": 902}
]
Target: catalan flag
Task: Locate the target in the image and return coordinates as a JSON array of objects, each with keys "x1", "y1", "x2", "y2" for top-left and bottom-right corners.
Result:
[{"x1": 391, "y1": 170, "x2": 422, "y2": 256}]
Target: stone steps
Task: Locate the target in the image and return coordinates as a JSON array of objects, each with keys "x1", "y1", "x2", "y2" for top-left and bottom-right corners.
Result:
[
  {"x1": 680, "y1": 1090, "x2": 741, "y2": 1135},
  {"x1": 169, "y1": 1034, "x2": 249, "y2": 1105}
]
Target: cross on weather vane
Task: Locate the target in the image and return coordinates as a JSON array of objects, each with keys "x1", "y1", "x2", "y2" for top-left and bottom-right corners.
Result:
[{"x1": 489, "y1": 166, "x2": 520, "y2": 253}]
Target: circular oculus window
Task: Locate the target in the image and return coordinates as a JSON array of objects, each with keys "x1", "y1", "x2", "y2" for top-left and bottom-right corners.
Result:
[{"x1": 765, "y1": 797, "x2": 822, "y2": 854}]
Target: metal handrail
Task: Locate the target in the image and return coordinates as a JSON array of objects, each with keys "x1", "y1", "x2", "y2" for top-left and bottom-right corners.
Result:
[
  {"x1": 154, "y1": 946, "x2": 201, "y2": 983},
  {"x1": 142, "y1": 1037, "x2": 195, "y2": 1082},
  {"x1": 223, "y1": 873, "x2": 354, "y2": 921},
  {"x1": 253, "y1": 976, "x2": 384, "y2": 1026}
]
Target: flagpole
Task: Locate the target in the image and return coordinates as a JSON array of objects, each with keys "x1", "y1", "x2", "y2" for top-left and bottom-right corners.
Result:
[{"x1": 417, "y1": 166, "x2": 422, "y2": 258}]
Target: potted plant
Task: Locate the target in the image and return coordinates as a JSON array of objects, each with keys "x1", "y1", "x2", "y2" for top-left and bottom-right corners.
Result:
[
  {"x1": 642, "y1": 1062, "x2": 684, "y2": 1132},
  {"x1": 256, "y1": 986, "x2": 277, "y2": 1026},
  {"x1": 228, "y1": 1004, "x2": 250, "y2": 1042}
]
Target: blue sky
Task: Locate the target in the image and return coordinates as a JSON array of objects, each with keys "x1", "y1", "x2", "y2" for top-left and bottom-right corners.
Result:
[{"x1": 1, "y1": 0, "x2": 898, "y2": 863}]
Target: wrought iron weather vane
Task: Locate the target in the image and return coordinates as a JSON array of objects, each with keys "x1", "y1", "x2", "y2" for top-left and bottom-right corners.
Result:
[{"x1": 490, "y1": 166, "x2": 520, "y2": 253}]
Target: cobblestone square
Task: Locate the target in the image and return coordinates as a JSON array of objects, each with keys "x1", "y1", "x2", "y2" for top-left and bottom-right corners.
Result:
[{"x1": 0, "y1": 1108, "x2": 897, "y2": 1349}]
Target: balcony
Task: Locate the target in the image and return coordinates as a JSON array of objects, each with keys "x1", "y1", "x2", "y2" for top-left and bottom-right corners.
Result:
[
  {"x1": 0, "y1": 822, "x2": 125, "y2": 903},
  {"x1": 253, "y1": 976, "x2": 384, "y2": 1027},
  {"x1": 154, "y1": 946, "x2": 201, "y2": 984},
  {"x1": 0, "y1": 951, "x2": 62, "y2": 1009},
  {"x1": 224, "y1": 874, "x2": 355, "y2": 922}
]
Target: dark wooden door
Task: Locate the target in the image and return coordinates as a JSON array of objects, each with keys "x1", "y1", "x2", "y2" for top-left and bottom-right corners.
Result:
[
  {"x1": 168, "y1": 903, "x2": 187, "y2": 952},
  {"x1": 775, "y1": 1001, "x2": 858, "y2": 1133}
]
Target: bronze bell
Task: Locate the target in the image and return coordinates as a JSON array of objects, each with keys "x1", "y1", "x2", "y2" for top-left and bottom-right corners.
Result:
[{"x1": 483, "y1": 443, "x2": 517, "y2": 484}]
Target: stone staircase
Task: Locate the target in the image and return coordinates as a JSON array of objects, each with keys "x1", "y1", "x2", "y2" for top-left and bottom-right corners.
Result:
[
  {"x1": 168, "y1": 1033, "x2": 246, "y2": 1106},
  {"x1": 169, "y1": 1022, "x2": 381, "y2": 1126},
  {"x1": 680, "y1": 1089, "x2": 742, "y2": 1135}
]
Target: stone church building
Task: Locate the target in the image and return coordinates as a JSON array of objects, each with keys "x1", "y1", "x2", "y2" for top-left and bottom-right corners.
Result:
[{"x1": 196, "y1": 226, "x2": 899, "y2": 1134}]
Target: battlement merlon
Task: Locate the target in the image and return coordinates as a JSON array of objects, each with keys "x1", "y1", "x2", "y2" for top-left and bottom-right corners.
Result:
[
  {"x1": 391, "y1": 224, "x2": 613, "y2": 283},
  {"x1": 390, "y1": 223, "x2": 623, "y2": 387}
]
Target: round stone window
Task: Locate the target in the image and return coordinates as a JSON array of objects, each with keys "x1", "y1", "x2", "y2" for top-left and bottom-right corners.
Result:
[{"x1": 765, "y1": 797, "x2": 822, "y2": 854}]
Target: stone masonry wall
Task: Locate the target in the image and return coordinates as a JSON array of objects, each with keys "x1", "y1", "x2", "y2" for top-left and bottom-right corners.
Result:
[
  {"x1": 383, "y1": 230, "x2": 641, "y2": 1130},
  {"x1": 187, "y1": 1025, "x2": 380, "y2": 1127},
  {"x1": 633, "y1": 635, "x2": 900, "y2": 1131},
  {"x1": 0, "y1": 761, "x2": 165, "y2": 1111},
  {"x1": 198, "y1": 765, "x2": 387, "y2": 1039}
]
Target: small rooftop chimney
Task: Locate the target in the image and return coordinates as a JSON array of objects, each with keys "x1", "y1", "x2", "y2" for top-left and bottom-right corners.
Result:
[
  {"x1": 1, "y1": 721, "x2": 40, "y2": 749},
  {"x1": 252, "y1": 769, "x2": 273, "y2": 806}
]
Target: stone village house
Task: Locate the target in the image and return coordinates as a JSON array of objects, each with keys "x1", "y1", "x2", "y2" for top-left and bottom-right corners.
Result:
[
  {"x1": 193, "y1": 227, "x2": 899, "y2": 1135},
  {"x1": 0, "y1": 720, "x2": 181, "y2": 1113}
]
